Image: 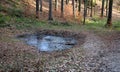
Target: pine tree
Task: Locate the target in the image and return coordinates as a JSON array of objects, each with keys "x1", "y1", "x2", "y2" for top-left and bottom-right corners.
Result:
[
  {"x1": 101, "y1": 0, "x2": 105, "y2": 17},
  {"x1": 106, "y1": 0, "x2": 113, "y2": 27},
  {"x1": 72, "y1": 0, "x2": 75, "y2": 17},
  {"x1": 55, "y1": 0, "x2": 58, "y2": 11},
  {"x1": 40, "y1": 0, "x2": 42, "y2": 12},
  {"x1": 83, "y1": 0, "x2": 88, "y2": 25},
  {"x1": 48, "y1": 0, "x2": 53, "y2": 20},
  {"x1": 61, "y1": 0, "x2": 64, "y2": 17},
  {"x1": 36, "y1": 0, "x2": 39, "y2": 18},
  {"x1": 78, "y1": 0, "x2": 82, "y2": 14},
  {"x1": 90, "y1": 0, "x2": 93, "y2": 17},
  {"x1": 106, "y1": 0, "x2": 108, "y2": 16}
]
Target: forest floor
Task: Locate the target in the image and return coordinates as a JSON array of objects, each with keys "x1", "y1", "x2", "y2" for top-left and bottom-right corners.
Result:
[
  {"x1": 0, "y1": 24, "x2": 120, "y2": 72},
  {"x1": 1, "y1": 0, "x2": 120, "y2": 72}
]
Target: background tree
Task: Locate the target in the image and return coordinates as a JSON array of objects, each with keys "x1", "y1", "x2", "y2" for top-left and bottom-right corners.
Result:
[
  {"x1": 48, "y1": 0, "x2": 53, "y2": 20},
  {"x1": 83, "y1": 0, "x2": 88, "y2": 25},
  {"x1": 106, "y1": 0, "x2": 113, "y2": 27},
  {"x1": 116, "y1": 1, "x2": 120, "y2": 11},
  {"x1": 87, "y1": 0, "x2": 91, "y2": 16},
  {"x1": 90, "y1": 0, "x2": 93, "y2": 17},
  {"x1": 55, "y1": 0, "x2": 58, "y2": 11},
  {"x1": 61, "y1": 0, "x2": 64, "y2": 17},
  {"x1": 106, "y1": 0, "x2": 108, "y2": 16},
  {"x1": 93, "y1": 0, "x2": 97, "y2": 15},
  {"x1": 72, "y1": 0, "x2": 75, "y2": 17},
  {"x1": 101, "y1": 0, "x2": 105, "y2": 17},
  {"x1": 40, "y1": 0, "x2": 42, "y2": 12},
  {"x1": 36, "y1": 0, "x2": 39, "y2": 18},
  {"x1": 78, "y1": 0, "x2": 82, "y2": 15}
]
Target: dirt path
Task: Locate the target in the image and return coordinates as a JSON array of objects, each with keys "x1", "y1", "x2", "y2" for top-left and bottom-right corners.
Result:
[
  {"x1": 96, "y1": 32, "x2": 120, "y2": 72},
  {"x1": 80, "y1": 31, "x2": 120, "y2": 72}
]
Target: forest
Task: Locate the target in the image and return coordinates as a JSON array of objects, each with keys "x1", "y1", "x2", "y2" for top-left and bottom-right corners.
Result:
[{"x1": 0, "y1": 0, "x2": 120, "y2": 72}]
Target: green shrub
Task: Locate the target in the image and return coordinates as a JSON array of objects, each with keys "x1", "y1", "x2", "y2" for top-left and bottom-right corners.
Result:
[
  {"x1": 113, "y1": 20, "x2": 120, "y2": 30},
  {"x1": 0, "y1": 5, "x2": 4, "y2": 11},
  {"x1": 0, "y1": 14, "x2": 11, "y2": 27},
  {"x1": 8, "y1": 8, "x2": 23, "y2": 17}
]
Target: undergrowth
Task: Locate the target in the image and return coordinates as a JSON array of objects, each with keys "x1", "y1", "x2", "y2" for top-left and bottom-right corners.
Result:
[
  {"x1": 0, "y1": 13, "x2": 120, "y2": 31},
  {"x1": 0, "y1": 0, "x2": 120, "y2": 31}
]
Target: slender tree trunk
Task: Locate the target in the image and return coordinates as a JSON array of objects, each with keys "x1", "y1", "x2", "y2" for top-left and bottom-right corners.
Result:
[
  {"x1": 106, "y1": 0, "x2": 113, "y2": 27},
  {"x1": 36, "y1": 0, "x2": 39, "y2": 18},
  {"x1": 101, "y1": 0, "x2": 105, "y2": 17},
  {"x1": 87, "y1": 8, "x2": 90, "y2": 15},
  {"x1": 90, "y1": 0, "x2": 93, "y2": 17},
  {"x1": 78, "y1": 0, "x2": 81, "y2": 14},
  {"x1": 83, "y1": 0, "x2": 87, "y2": 25},
  {"x1": 72, "y1": 0, "x2": 75, "y2": 17},
  {"x1": 40, "y1": 0, "x2": 42, "y2": 12},
  {"x1": 86, "y1": 0, "x2": 88, "y2": 16},
  {"x1": 75, "y1": 0, "x2": 78, "y2": 8},
  {"x1": 94, "y1": 6, "x2": 96, "y2": 15},
  {"x1": 93, "y1": 0, "x2": 96, "y2": 15},
  {"x1": 61, "y1": 0, "x2": 64, "y2": 17},
  {"x1": 106, "y1": 0, "x2": 108, "y2": 16},
  {"x1": 55, "y1": 0, "x2": 58, "y2": 10},
  {"x1": 83, "y1": 0, "x2": 86, "y2": 25},
  {"x1": 48, "y1": 0, "x2": 53, "y2": 20}
]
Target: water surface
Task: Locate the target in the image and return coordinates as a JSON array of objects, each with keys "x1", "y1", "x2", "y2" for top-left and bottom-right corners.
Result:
[{"x1": 18, "y1": 34, "x2": 77, "y2": 52}]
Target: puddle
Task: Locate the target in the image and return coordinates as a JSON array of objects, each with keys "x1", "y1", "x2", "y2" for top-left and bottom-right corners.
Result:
[{"x1": 17, "y1": 34, "x2": 77, "y2": 52}]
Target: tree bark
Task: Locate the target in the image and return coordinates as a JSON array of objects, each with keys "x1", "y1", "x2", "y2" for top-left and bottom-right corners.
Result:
[
  {"x1": 106, "y1": 0, "x2": 113, "y2": 27},
  {"x1": 72, "y1": 0, "x2": 75, "y2": 17},
  {"x1": 39, "y1": 0, "x2": 42, "y2": 12},
  {"x1": 36, "y1": 0, "x2": 39, "y2": 18},
  {"x1": 78, "y1": 0, "x2": 81, "y2": 14},
  {"x1": 55, "y1": 0, "x2": 58, "y2": 11},
  {"x1": 61, "y1": 0, "x2": 64, "y2": 17},
  {"x1": 48, "y1": 0, "x2": 53, "y2": 20},
  {"x1": 90, "y1": 0, "x2": 93, "y2": 17},
  {"x1": 101, "y1": 0, "x2": 105, "y2": 17},
  {"x1": 106, "y1": 0, "x2": 108, "y2": 16},
  {"x1": 83, "y1": 0, "x2": 87, "y2": 25}
]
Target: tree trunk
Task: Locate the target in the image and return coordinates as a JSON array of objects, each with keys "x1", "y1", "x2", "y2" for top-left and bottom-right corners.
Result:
[
  {"x1": 101, "y1": 0, "x2": 105, "y2": 17},
  {"x1": 55, "y1": 0, "x2": 58, "y2": 11},
  {"x1": 83, "y1": 0, "x2": 87, "y2": 25},
  {"x1": 36, "y1": 0, "x2": 39, "y2": 18},
  {"x1": 72, "y1": 0, "x2": 75, "y2": 17},
  {"x1": 90, "y1": 0, "x2": 93, "y2": 17},
  {"x1": 48, "y1": 0, "x2": 53, "y2": 20},
  {"x1": 106, "y1": 0, "x2": 113, "y2": 27},
  {"x1": 106, "y1": 0, "x2": 108, "y2": 16},
  {"x1": 78, "y1": 0, "x2": 81, "y2": 14},
  {"x1": 39, "y1": 0, "x2": 42, "y2": 12},
  {"x1": 61, "y1": 0, "x2": 64, "y2": 17}
]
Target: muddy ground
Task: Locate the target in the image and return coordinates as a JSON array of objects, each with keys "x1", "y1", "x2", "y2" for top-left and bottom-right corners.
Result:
[{"x1": 0, "y1": 28, "x2": 120, "y2": 72}]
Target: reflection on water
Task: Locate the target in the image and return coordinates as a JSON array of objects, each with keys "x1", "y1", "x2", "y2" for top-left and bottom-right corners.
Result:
[{"x1": 18, "y1": 35, "x2": 77, "y2": 52}]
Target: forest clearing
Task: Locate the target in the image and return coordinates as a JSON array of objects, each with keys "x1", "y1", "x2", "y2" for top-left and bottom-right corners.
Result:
[{"x1": 0, "y1": 0, "x2": 120, "y2": 72}]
